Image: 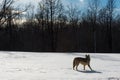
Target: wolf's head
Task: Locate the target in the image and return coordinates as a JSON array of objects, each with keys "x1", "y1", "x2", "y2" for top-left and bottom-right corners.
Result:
[{"x1": 85, "y1": 54, "x2": 90, "y2": 61}]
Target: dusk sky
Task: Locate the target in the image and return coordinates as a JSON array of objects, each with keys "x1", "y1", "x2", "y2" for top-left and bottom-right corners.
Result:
[
  {"x1": 0, "y1": 0, "x2": 120, "y2": 13},
  {"x1": 15, "y1": 0, "x2": 87, "y2": 9},
  {"x1": 13, "y1": 0, "x2": 88, "y2": 14},
  {"x1": 15, "y1": 0, "x2": 120, "y2": 12}
]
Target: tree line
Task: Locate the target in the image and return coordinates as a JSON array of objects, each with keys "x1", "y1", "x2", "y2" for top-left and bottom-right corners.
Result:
[{"x1": 0, "y1": 0, "x2": 120, "y2": 52}]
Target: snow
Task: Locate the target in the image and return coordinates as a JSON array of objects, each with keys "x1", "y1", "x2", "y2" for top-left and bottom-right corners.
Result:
[{"x1": 0, "y1": 51, "x2": 120, "y2": 80}]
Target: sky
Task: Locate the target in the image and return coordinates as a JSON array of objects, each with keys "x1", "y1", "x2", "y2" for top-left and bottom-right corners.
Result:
[
  {"x1": 14, "y1": 0, "x2": 87, "y2": 9},
  {"x1": 0, "y1": 0, "x2": 120, "y2": 14},
  {"x1": 13, "y1": 0, "x2": 88, "y2": 14}
]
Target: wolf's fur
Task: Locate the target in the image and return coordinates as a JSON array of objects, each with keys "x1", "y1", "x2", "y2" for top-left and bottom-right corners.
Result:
[{"x1": 73, "y1": 55, "x2": 92, "y2": 71}]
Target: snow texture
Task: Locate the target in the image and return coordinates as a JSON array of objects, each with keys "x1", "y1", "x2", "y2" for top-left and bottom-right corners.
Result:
[{"x1": 0, "y1": 51, "x2": 120, "y2": 80}]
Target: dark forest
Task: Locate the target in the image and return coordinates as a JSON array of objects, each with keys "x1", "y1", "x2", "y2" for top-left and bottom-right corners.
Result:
[{"x1": 0, "y1": 0, "x2": 120, "y2": 53}]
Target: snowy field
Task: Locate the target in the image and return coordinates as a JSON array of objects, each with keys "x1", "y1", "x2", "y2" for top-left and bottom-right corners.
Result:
[{"x1": 0, "y1": 51, "x2": 120, "y2": 80}]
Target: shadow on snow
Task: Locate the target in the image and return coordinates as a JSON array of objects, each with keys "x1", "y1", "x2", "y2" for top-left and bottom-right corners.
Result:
[{"x1": 77, "y1": 70, "x2": 102, "y2": 73}]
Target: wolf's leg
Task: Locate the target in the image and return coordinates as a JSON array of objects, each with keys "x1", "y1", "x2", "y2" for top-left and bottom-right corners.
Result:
[
  {"x1": 84, "y1": 65, "x2": 85, "y2": 70},
  {"x1": 76, "y1": 65, "x2": 78, "y2": 71},
  {"x1": 88, "y1": 64, "x2": 92, "y2": 71},
  {"x1": 73, "y1": 66, "x2": 74, "y2": 70},
  {"x1": 73, "y1": 62, "x2": 76, "y2": 70},
  {"x1": 73, "y1": 65, "x2": 75, "y2": 70},
  {"x1": 76, "y1": 64, "x2": 79, "y2": 71}
]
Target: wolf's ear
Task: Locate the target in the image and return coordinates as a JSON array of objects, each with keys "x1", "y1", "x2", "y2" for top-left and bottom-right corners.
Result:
[{"x1": 86, "y1": 54, "x2": 89, "y2": 56}]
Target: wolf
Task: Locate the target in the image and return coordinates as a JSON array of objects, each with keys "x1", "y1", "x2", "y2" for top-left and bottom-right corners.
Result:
[{"x1": 73, "y1": 54, "x2": 92, "y2": 71}]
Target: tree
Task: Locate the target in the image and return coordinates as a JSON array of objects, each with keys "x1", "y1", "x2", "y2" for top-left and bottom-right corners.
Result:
[
  {"x1": 67, "y1": 4, "x2": 81, "y2": 27},
  {"x1": 87, "y1": 0, "x2": 100, "y2": 52},
  {"x1": 0, "y1": 0, "x2": 30, "y2": 50},
  {"x1": 36, "y1": 0, "x2": 63, "y2": 51},
  {"x1": 67, "y1": 4, "x2": 81, "y2": 51},
  {"x1": 106, "y1": 0, "x2": 115, "y2": 52},
  {"x1": 0, "y1": 0, "x2": 14, "y2": 27}
]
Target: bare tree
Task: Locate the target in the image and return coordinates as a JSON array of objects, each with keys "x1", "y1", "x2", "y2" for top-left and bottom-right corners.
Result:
[
  {"x1": 0, "y1": 0, "x2": 30, "y2": 50},
  {"x1": 67, "y1": 4, "x2": 81, "y2": 51},
  {"x1": 106, "y1": 0, "x2": 115, "y2": 52},
  {"x1": 0, "y1": 0, "x2": 14, "y2": 27},
  {"x1": 67, "y1": 4, "x2": 81, "y2": 27},
  {"x1": 0, "y1": 0, "x2": 29, "y2": 27},
  {"x1": 87, "y1": 0, "x2": 100, "y2": 52},
  {"x1": 36, "y1": 0, "x2": 63, "y2": 51}
]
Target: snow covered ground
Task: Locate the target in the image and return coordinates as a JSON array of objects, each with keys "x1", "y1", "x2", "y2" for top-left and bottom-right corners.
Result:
[{"x1": 0, "y1": 51, "x2": 120, "y2": 80}]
